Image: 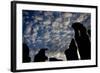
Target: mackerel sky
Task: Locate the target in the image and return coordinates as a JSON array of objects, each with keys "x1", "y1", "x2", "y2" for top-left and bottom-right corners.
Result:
[{"x1": 23, "y1": 10, "x2": 91, "y2": 52}]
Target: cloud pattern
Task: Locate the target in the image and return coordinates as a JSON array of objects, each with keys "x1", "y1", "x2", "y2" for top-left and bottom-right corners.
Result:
[{"x1": 23, "y1": 10, "x2": 91, "y2": 59}]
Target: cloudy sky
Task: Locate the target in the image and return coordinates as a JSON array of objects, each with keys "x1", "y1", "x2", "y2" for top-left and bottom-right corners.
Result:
[{"x1": 22, "y1": 10, "x2": 91, "y2": 61}]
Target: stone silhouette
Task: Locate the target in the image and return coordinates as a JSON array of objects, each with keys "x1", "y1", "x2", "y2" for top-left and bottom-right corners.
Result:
[
  {"x1": 34, "y1": 48, "x2": 48, "y2": 62},
  {"x1": 88, "y1": 29, "x2": 91, "y2": 37},
  {"x1": 72, "y1": 22, "x2": 91, "y2": 60},
  {"x1": 49, "y1": 57, "x2": 63, "y2": 61},
  {"x1": 23, "y1": 43, "x2": 31, "y2": 62},
  {"x1": 64, "y1": 39, "x2": 79, "y2": 60}
]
